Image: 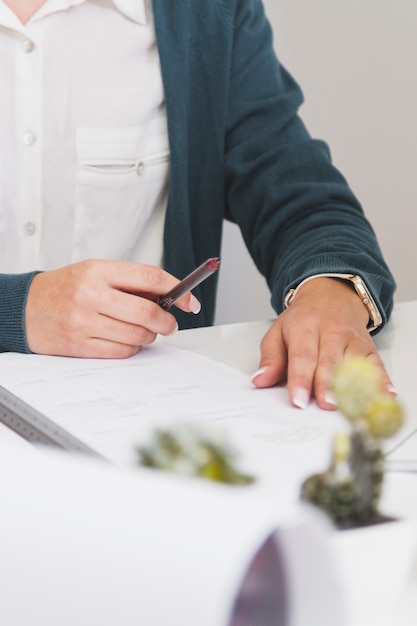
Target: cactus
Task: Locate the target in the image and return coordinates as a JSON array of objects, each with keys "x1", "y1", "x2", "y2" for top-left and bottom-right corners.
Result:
[
  {"x1": 301, "y1": 433, "x2": 357, "y2": 527},
  {"x1": 301, "y1": 357, "x2": 404, "y2": 529}
]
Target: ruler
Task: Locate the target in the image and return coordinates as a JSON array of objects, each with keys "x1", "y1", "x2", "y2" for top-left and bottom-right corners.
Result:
[{"x1": 0, "y1": 385, "x2": 104, "y2": 460}]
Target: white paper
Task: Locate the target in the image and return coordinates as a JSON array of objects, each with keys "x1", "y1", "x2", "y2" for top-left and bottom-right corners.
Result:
[
  {"x1": 0, "y1": 447, "x2": 342, "y2": 626},
  {"x1": 0, "y1": 345, "x2": 348, "y2": 502}
]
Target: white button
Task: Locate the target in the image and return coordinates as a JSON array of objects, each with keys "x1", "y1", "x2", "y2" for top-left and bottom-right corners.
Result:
[
  {"x1": 136, "y1": 162, "x2": 145, "y2": 175},
  {"x1": 23, "y1": 221, "x2": 36, "y2": 235},
  {"x1": 22, "y1": 39, "x2": 35, "y2": 54},
  {"x1": 23, "y1": 131, "x2": 36, "y2": 146}
]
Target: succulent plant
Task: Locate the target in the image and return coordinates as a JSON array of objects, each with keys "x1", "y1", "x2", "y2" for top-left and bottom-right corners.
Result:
[
  {"x1": 301, "y1": 356, "x2": 404, "y2": 528},
  {"x1": 332, "y1": 357, "x2": 404, "y2": 438},
  {"x1": 137, "y1": 424, "x2": 255, "y2": 486},
  {"x1": 301, "y1": 433, "x2": 357, "y2": 527}
]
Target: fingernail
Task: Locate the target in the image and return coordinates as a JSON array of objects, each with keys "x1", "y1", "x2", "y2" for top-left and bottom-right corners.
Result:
[
  {"x1": 251, "y1": 367, "x2": 268, "y2": 383},
  {"x1": 189, "y1": 294, "x2": 201, "y2": 314},
  {"x1": 386, "y1": 384, "x2": 397, "y2": 395},
  {"x1": 169, "y1": 322, "x2": 179, "y2": 335},
  {"x1": 293, "y1": 387, "x2": 309, "y2": 410},
  {"x1": 323, "y1": 391, "x2": 337, "y2": 407}
]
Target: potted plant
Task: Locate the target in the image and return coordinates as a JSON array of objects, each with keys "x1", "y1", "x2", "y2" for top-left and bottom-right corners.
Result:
[
  {"x1": 300, "y1": 356, "x2": 404, "y2": 528},
  {"x1": 301, "y1": 356, "x2": 416, "y2": 621}
]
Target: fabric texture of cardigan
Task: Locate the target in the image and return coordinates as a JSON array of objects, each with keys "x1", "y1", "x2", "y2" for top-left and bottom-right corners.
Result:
[{"x1": 0, "y1": 0, "x2": 395, "y2": 353}]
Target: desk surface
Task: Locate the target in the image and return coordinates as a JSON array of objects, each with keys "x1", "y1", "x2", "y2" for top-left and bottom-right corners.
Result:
[{"x1": 1, "y1": 300, "x2": 417, "y2": 626}]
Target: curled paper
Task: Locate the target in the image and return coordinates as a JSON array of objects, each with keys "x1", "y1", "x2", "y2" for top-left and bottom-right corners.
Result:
[{"x1": 0, "y1": 448, "x2": 343, "y2": 626}]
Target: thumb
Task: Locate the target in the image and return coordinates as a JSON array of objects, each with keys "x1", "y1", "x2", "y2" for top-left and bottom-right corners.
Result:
[{"x1": 251, "y1": 319, "x2": 288, "y2": 388}]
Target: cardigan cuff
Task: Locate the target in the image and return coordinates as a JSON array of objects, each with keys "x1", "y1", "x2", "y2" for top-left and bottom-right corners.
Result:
[{"x1": 0, "y1": 272, "x2": 42, "y2": 353}]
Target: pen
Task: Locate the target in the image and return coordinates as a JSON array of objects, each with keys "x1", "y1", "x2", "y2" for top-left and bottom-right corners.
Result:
[{"x1": 157, "y1": 257, "x2": 221, "y2": 311}]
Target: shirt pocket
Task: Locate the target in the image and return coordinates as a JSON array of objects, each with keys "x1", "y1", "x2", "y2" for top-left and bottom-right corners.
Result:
[{"x1": 73, "y1": 116, "x2": 169, "y2": 262}]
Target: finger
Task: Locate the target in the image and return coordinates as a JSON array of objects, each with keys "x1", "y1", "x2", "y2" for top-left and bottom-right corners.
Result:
[
  {"x1": 251, "y1": 319, "x2": 287, "y2": 389},
  {"x1": 109, "y1": 262, "x2": 181, "y2": 297},
  {"x1": 310, "y1": 324, "x2": 350, "y2": 410},
  {"x1": 177, "y1": 292, "x2": 201, "y2": 314},
  {"x1": 344, "y1": 342, "x2": 397, "y2": 396},
  {"x1": 97, "y1": 288, "x2": 179, "y2": 337},
  {"x1": 313, "y1": 326, "x2": 396, "y2": 409},
  {"x1": 61, "y1": 338, "x2": 143, "y2": 360},
  {"x1": 107, "y1": 263, "x2": 202, "y2": 316},
  {"x1": 94, "y1": 314, "x2": 159, "y2": 347},
  {"x1": 108, "y1": 263, "x2": 201, "y2": 314},
  {"x1": 285, "y1": 321, "x2": 321, "y2": 410}
]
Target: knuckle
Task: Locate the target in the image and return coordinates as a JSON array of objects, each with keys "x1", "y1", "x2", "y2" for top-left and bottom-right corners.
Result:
[
  {"x1": 291, "y1": 345, "x2": 317, "y2": 364},
  {"x1": 64, "y1": 306, "x2": 85, "y2": 333},
  {"x1": 141, "y1": 263, "x2": 167, "y2": 291},
  {"x1": 76, "y1": 258, "x2": 100, "y2": 281},
  {"x1": 128, "y1": 324, "x2": 149, "y2": 346},
  {"x1": 114, "y1": 344, "x2": 142, "y2": 359},
  {"x1": 133, "y1": 296, "x2": 155, "y2": 323},
  {"x1": 68, "y1": 283, "x2": 90, "y2": 307},
  {"x1": 318, "y1": 353, "x2": 340, "y2": 369}
]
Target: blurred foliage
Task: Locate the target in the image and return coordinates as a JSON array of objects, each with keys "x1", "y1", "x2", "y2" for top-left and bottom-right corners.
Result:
[{"x1": 137, "y1": 424, "x2": 255, "y2": 486}]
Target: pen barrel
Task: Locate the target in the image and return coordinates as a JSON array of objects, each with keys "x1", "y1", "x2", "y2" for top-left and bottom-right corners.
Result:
[
  {"x1": 157, "y1": 257, "x2": 220, "y2": 311},
  {"x1": 157, "y1": 296, "x2": 176, "y2": 311}
]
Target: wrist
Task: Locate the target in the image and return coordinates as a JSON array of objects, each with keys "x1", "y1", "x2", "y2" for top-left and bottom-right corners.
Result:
[{"x1": 284, "y1": 274, "x2": 382, "y2": 333}]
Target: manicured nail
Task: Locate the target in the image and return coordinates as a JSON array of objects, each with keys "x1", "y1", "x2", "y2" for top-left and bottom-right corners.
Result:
[
  {"x1": 293, "y1": 387, "x2": 309, "y2": 410},
  {"x1": 323, "y1": 391, "x2": 337, "y2": 407},
  {"x1": 386, "y1": 384, "x2": 397, "y2": 395},
  {"x1": 251, "y1": 367, "x2": 268, "y2": 383},
  {"x1": 170, "y1": 322, "x2": 179, "y2": 335},
  {"x1": 189, "y1": 294, "x2": 201, "y2": 314}
]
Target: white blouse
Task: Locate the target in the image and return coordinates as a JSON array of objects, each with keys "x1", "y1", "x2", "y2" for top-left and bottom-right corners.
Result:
[{"x1": 0, "y1": 0, "x2": 168, "y2": 273}]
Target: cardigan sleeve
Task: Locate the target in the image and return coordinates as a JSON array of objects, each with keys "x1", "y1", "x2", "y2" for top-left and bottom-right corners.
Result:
[
  {"x1": 0, "y1": 272, "x2": 39, "y2": 353},
  {"x1": 223, "y1": 0, "x2": 396, "y2": 330}
]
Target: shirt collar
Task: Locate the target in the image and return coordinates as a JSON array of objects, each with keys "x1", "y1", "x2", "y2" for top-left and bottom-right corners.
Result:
[
  {"x1": 110, "y1": 0, "x2": 147, "y2": 25},
  {"x1": 0, "y1": 0, "x2": 147, "y2": 28}
]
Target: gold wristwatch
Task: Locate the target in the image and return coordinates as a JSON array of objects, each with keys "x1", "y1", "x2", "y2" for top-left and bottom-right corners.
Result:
[{"x1": 284, "y1": 273, "x2": 383, "y2": 333}]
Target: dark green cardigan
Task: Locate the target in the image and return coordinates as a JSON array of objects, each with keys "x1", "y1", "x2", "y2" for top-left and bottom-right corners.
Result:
[{"x1": 0, "y1": 0, "x2": 395, "y2": 352}]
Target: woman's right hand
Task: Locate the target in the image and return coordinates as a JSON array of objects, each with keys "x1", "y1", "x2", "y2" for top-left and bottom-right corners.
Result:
[{"x1": 25, "y1": 259, "x2": 200, "y2": 358}]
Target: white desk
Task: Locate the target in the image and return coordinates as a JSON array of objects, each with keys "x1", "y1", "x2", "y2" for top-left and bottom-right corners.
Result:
[{"x1": 1, "y1": 300, "x2": 417, "y2": 626}]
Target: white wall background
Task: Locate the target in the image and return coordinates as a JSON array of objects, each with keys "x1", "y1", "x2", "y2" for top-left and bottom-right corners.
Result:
[{"x1": 215, "y1": 0, "x2": 417, "y2": 324}]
